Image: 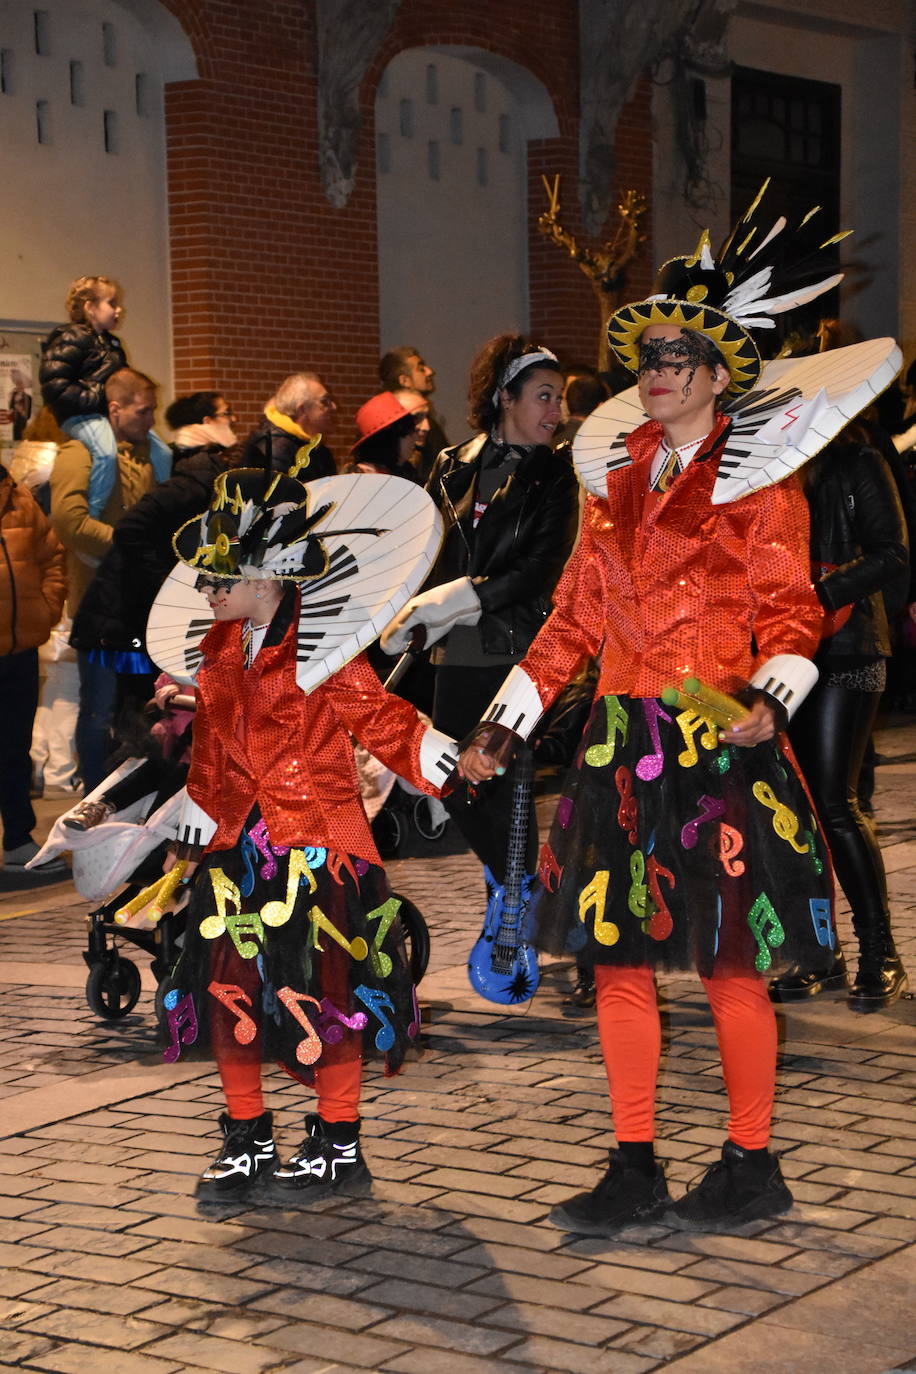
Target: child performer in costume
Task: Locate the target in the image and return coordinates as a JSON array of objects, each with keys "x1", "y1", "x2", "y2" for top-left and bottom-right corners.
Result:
[
  {"x1": 459, "y1": 184, "x2": 902, "y2": 1235},
  {"x1": 148, "y1": 457, "x2": 457, "y2": 1200}
]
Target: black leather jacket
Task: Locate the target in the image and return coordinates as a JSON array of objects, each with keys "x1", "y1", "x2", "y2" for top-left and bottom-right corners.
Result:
[
  {"x1": 40, "y1": 324, "x2": 128, "y2": 423},
  {"x1": 426, "y1": 434, "x2": 580, "y2": 657},
  {"x1": 806, "y1": 441, "x2": 909, "y2": 660}
]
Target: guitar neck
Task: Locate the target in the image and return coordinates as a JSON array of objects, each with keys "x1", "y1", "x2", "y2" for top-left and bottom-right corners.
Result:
[{"x1": 500, "y1": 747, "x2": 533, "y2": 919}]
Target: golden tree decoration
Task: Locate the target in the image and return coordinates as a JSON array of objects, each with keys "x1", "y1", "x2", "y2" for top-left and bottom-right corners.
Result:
[{"x1": 538, "y1": 175, "x2": 647, "y2": 370}]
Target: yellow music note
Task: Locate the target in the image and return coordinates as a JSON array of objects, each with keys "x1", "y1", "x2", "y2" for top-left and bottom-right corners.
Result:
[
  {"x1": 309, "y1": 904, "x2": 369, "y2": 962},
  {"x1": 365, "y1": 896, "x2": 400, "y2": 978},
  {"x1": 261, "y1": 849, "x2": 319, "y2": 928},
  {"x1": 675, "y1": 710, "x2": 719, "y2": 768},
  {"x1": 752, "y1": 782, "x2": 809, "y2": 854},
  {"x1": 578, "y1": 870, "x2": 619, "y2": 946},
  {"x1": 585, "y1": 696, "x2": 629, "y2": 767},
  {"x1": 199, "y1": 868, "x2": 242, "y2": 940}
]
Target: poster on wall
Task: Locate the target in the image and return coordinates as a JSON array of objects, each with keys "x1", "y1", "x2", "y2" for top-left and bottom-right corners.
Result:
[{"x1": 0, "y1": 354, "x2": 35, "y2": 452}]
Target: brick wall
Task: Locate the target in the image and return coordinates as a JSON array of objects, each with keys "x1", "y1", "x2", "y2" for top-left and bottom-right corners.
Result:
[{"x1": 161, "y1": 0, "x2": 654, "y2": 434}]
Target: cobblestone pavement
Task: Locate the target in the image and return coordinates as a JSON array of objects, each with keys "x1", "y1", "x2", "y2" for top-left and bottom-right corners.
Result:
[{"x1": 1, "y1": 720, "x2": 914, "y2": 1373}]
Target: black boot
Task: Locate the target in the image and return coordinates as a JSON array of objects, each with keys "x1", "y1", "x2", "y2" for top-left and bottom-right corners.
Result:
[
  {"x1": 196, "y1": 1110, "x2": 277, "y2": 1199},
  {"x1": 272, "y1": 1114, "x2": 371, "y2": 1198},
  {"x1": 848, "y1": 924, "x2": 908, "y2": 1013},
  {"x1": 768, "y1": 951, "x2": 848, "y2": 1002},
  {"x1": 548, "y1": 1150, "x2": 670, "y2": 1236},
  {"x1": 564, "y1": 966, "x2": 596, "y2": 1008},
  {"x1": 666, "y1": 1140, "x2": 792, "y2": 1232}
]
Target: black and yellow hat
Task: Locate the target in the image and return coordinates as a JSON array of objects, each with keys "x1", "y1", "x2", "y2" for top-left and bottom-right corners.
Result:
[{"x1": 608, "y1": 181, "x2": 850, "y2": 398}]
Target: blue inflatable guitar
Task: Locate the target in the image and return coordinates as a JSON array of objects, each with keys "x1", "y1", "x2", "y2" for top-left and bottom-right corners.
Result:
[{"x1": 467, "y1": 746, "x2": 540, "y2": 1004}]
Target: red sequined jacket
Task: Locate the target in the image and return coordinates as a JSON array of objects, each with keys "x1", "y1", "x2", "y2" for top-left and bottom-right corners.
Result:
[
  {"x1": 183, "y1": 614, "x2": 454, "y2": 862},
  {"x1": 521, "y1": 415, "x2": 823, "y2": 709}
]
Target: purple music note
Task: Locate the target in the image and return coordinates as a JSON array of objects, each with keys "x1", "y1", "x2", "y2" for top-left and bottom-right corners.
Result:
[
  {"x1": 162, "y1": 991, "x2": 198, "y2": 1063},
  {"x1": 556, "y1": 796, "x2": 574, "y2": 829},
  {"x1": 407, "y1": 985, "x2": 421, "y2": 1040},
  {"x1": 636, "y1": 701, "x2": 672, "y2": 781},
  {"x1": 315, "y1": 996, "x2": 369, "y2": 1044},
  {"x1": 680, "y1": 794, "x2": 726, "y2": 849},
  {"x1": 248, "y1": 818, "x2": 290, "y2": 880}
]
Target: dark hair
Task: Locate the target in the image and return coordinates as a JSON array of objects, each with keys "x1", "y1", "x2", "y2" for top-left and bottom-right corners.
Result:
[
  {"x1": 164, "y1": 391, "x2": 225, "y2": 429},
  {"x1": 467, "y1": 333, "x2": 560, "y2": 432},
  {"x1": 565, "y1": 374, "x2": 610, "y2": 418},
  {"x1": 352, "y1": 412, "x2": 417, "y2": 469},
  {"x1": 379, "y1": 346, "x2": 420, "y2": 390}
]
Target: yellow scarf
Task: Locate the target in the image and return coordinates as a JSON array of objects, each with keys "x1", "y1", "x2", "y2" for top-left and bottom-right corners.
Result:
[{"x1": 264, "y1": 404, "x2": 310, "y2": 442}]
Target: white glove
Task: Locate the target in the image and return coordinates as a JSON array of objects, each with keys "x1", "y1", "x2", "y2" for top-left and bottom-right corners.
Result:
[{"x1": 381, "y1": 577, "x2": 481, "y2": 655}]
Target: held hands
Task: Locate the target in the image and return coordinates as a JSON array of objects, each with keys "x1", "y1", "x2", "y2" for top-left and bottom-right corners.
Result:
[
  {"x1": 381, "y1": 577, "x2": 481, "y2": 655},
  {"x1": 457, "y1": 722, "x2": 521, "y2": 783}
]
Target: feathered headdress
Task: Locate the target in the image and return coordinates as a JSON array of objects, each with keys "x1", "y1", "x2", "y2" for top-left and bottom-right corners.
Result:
[{"x1": 607, "y1": 179, "x2": 851, "y2": 396}]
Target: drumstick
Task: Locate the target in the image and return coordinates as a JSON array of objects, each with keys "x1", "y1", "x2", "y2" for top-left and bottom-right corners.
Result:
[
  {"x1": 661, "y1": 678, "x2": 747, "y2": 730},
  {"x1": 113, "y1": 861, "x2": 189, "y2": 926}
]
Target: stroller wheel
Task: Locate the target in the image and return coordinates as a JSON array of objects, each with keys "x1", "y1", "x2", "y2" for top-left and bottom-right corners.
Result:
[
  {"x1": 393, "y1": 892, "x2": 431, "y2": 984},
  {"x1": 86, "y1": 953, "x2": 142, "y2": 1019},
  {"x1": 412, "y1": 796, "x2": 448, "y2": 841},
  {"x1": 372, "y1": 806, "x2": 405, "y2": 858}
]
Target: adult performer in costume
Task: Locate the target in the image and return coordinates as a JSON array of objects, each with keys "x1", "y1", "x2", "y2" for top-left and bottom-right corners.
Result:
[
  {"x1": 147, "y1": 451, "x2": 456, "y2": 1201},
  {"x1": 459, "y1": 183, "x2": 902, "y2": 1235}
]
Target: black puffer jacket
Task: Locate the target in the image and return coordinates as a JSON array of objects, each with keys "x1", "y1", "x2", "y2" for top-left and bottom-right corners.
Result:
[
  {"x1": 426, "y1": 434, "x2": 580, "y2": 657},
  {"x1": 806, "y1": 441, "x2": 909, "y2": 660},
  {"x1": 241, "y1": 418, "x2": 336, "y2": 480},
  {"x1": 70, "y1": 446, "x2": 228, "y2": 652},
  {"x1": 40, "y1": 324, "x2": 127, "y2": 423}
]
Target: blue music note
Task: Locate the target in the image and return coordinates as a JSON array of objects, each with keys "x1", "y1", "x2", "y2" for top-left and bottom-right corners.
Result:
[
  {"x1": 354, "y1": 984, "x2": 396, "y2": 1051},
  {"x1": 809, "y1": 897, "x2": 835, "y2": 950}
]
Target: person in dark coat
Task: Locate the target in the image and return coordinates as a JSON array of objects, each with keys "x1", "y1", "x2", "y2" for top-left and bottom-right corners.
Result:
[{"x1": 240, "y1": 373, "x2": 337, "y2": 479}]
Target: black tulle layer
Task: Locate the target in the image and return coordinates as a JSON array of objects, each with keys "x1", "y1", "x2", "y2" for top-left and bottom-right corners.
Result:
[
  {"x1": 159, "y1": 814, "x2": 418, "y2": 1078},
  {"x1": 533, "y1": 695, "x2": 835, "y2": 979}
]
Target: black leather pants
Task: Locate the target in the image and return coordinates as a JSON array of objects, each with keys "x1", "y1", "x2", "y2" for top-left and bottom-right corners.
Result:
[{"x1": 789, "y1": 682, "x2": 889, "y2": 935}]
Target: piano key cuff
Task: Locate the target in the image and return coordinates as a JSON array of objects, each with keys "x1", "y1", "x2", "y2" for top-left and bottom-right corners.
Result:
[
  {"x1": 176, "y1": 792, "x2": 218, "y2": 848},
  {"x1": 419, "y1": 727, "x2": 460, "y2": 787},
  {"x1": 481, "y1": 666, "x2": 545, "y2": 741},
  {"x1": 750, "y1": 654, "x2": 819, "y2": 721}
]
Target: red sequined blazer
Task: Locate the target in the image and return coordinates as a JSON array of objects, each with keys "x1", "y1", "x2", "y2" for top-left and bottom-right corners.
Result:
[
  {"x1": 184, "y1": 614, "x2": 453, "y2": 862},
  {"x1": 521, "y1": 414, "x2": 823, "y2": 709}
]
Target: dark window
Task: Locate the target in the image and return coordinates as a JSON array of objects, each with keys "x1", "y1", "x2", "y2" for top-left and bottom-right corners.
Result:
[
  {"x1": 0, "y1": 49, "x2": 14, "y2": 95},
  {"x1": 135, "y1": 71, "x2": 149, "y2": 116},
  {"x1": 34, "y1": 10, "x2": 50, "y2": 55},
  {"x1": 102, "y1": 21, "x2": 116, "y2": 67},
  {"x1": 70, "y1": 59, "x2": 84, "y2": 106},
  {"x1": 103, "y1": 108, "x2": 119, "y2": 153},
  {"x1": 36, "y1": 98, "x2": 50, "y2": 143}
]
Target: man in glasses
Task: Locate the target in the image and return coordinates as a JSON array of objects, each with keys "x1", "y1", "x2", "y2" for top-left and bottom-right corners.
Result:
[{"x1": 241, "y1": 372, "x2": 338, "y2": 479}]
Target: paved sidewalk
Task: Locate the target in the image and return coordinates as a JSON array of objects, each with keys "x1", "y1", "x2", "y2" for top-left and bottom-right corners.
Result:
[{"x1": 1, "y1": 720, "x2": 914, "y2": 1373}]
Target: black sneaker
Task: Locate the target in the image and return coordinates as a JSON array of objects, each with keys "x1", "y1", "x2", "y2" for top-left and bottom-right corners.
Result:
[
  {"x1": 666, "y1": 1140, "x2": 792, "y2": 1231},
  {"x1": 548, "y1": 1150, "x2": 671, "y2": 1235},
  {"x1": 272, "y1": 1114, "x2": 371, "y2": 1198},
  {"x1": 196, "y1": 1110, "x2": 277, "y2": 1199}
]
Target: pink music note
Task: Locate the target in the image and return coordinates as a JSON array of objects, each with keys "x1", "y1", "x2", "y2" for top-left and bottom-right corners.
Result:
[
  {"x1": 354, "y1": 985, "x2": 396, "y2": 1051},
  {"x1": 277, "y1": 988, "x2": 324, "y2": 1064},
  {"x1": 680, "y1": 795, "x2": 726, "y2": 849},
  {"x1": 208, "y1": 982, "x2": 258, "y2": 1045},
  {"x1": 315, "y1": 996, "x2": 369, "y2": 1045},
  {"x1": 162, "y1": 991, "x2": 198, "y2": 1063},
  {"x1": 248, "y1": 818, "x2": 290, "y2": 880},
  {"x1": 636, "y1": 701, "x2": 672, "y2": 781}
]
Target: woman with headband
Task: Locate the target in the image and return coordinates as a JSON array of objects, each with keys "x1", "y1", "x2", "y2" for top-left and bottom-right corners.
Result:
[{"x1": 382, "y1": 334, "x2": 579, "y2": 758}]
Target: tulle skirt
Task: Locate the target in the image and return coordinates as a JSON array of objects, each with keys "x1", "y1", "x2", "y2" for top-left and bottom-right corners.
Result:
[
  {"x1": 534, "y1": 695, "x2": 835, "y2": 979},
  {"x1": 159, "y1": 811, "x2": 418, "y2": 1078}
]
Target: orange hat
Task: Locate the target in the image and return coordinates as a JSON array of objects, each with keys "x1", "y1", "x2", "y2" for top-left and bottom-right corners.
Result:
[{"x1": 353, "y1": 391, "x2": 426, "y2": 449}]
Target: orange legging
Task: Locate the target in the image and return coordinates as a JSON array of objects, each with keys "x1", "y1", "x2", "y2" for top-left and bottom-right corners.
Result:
[
  {"x1": 218, "y1": 1056, "x2": 362, "y2": 1124},
  {"x1": 595, "y1": 965, "x2": 777, "y2": 1150}
]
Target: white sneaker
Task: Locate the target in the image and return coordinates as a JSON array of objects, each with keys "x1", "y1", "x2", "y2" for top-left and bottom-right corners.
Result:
[{"x1": 3, "y1": 840, "x2": 68, "y2": 872}]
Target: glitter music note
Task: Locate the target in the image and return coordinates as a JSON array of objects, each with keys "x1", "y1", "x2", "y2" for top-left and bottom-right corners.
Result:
[
  {"x1": 556, "y1": 796, "x2": 574, "y2": 829},
  {"x1": 680, "y1": 794, "x2": 726, "y2": 850},
  {"x1": 314, "y1": 997, "x2": 369, "y2": 1044},
  {"x1": 719, "y1": 822, "x2": 745, "y2": 876},
  {"x1": 261, "y1": 849, "x2": 319, "y2": 928},
  {"x1": 675, "y1": 710, "x2": 719, "y2": 768},
  {"x1": 309, "y1": 904, "x2": 369, "y2": 962},
  {"x1": 615, "y1": 766, "x2": 638, "y2": 843},
  {"x1": 578, "y1": 870, "x2": 619, "y2": 946},
  {"x1": 584, "y1": 696, "x2": 629, "y2": 767},
  {"x1": 809, "y1": 897, "x2": 835, "y2": 950},
  {"x1": 354, "y1": 984, "x2": 396, "y2": 1051},
  {"x1": 407, "y1": 985, "x2": 421, "y2": 1039},
  {"x1": 538, "y1": 843, "x2": 563, "y2": 893},
  {"x1": 636, "y1": 700, "x2": 671, "y2": 781},
  {"x1": 752, "y1": 782, "x2": 809, "y2": 854},
  {"x1": 645, "y1": 856, "x2": 675, "y2": 940},
  {"x1": 162, "y1": 991, "x2": 198, "y2": 1063},
  {"x1": 248, "y1": 817, "x2": 290, "y2": 881},
  {"x1": 628, "y1": 850, "x2": 648, "y2": 919},
  {"x1": 327, "y1": 851, "x2": 361, "y2": 887},
  {"x1": 238, "y1": 828, "x2": 258, "y2": 897},
  {"x1": 208, "y1": 981, "x2": 258, "y2": 1044},
  {"x1": 365, "y1": 896, "x2": 401, "y2": 978},
  {"x1": 199, "y1": 868, "x2": 261, "y2": 953},
  {"x1": 277, "y1": 987, "x2": 323, "y2": 1064},
  {"x1": 746, "y1": 892, "x2": 786, "y2": 972}
]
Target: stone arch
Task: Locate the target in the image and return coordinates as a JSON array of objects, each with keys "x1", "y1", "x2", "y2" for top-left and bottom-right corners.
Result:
[{"x1": 375, "y1": 45, "x2": 559, "y2": 438}]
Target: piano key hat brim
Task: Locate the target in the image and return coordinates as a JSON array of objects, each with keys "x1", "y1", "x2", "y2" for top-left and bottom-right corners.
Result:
[
  {"x1": 572, "y1": 337, "x2": 902, "y2": 505},
  {"x1": 148, "y1": 472, "x2": 444, "y2": 693}
]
